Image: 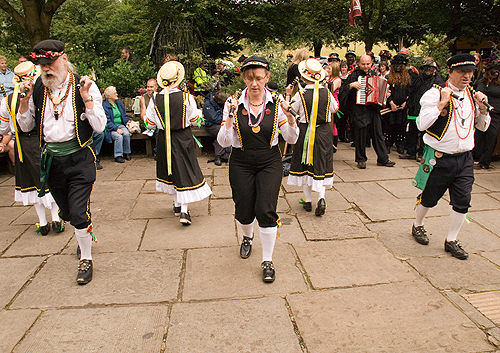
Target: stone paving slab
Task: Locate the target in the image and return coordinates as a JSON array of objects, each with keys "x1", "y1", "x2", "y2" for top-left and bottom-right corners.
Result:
[
  {"x1": 13, "y1": 306, "x2": 169, "y2": 353},
  {"x1": 480, "y1": 250, "x2": 500, "y2": 268},
  {"x1": 296, "y1": 210, "x2": 373, "y2": 240},
  {"x1": 140, "y1": 215, "x2": 237, "y2": 250},
  {"x1": 407, "y1": 254, "x2": 500, "y2": 292},
  {"x1": 367, "y1": 216, "x2": 500, "y2": 258},
  {"x1": 165, "y1": 296, "x2": 303, "y2": 353},
  {"x1": 182, "y1": 245, "x2": 308, "y2": 301},
  {"x1": 93, "y1": 157, "x2": 127, "y2": 181},
  {"x1": 91, "y1": 199, "x2": 136, "y2": 223},
  {"x1": 335, "y1": 166, "x2": 415, "y2": 182},
  {"x1": 209, "y1": 198, "x2": 235, "y2": 215},
  {"x1": 0, "y1": 257, "x2": 44, "y2": 308},
  {"x1": 0, "y1": 185, "x2": 15, "y2": 206},
  {"x1": 141, "y1": 179, "x2": 158, "y2": 193},
  {"x1": 473, "y1": 183, "x2": 493, "y2": 193},
  {"x1": 0, "y1": 225, "x2": 28, "y2": 254},
  {"x1": 116, "y1": 157, "x2": 157, "y2": 180},
  {"x1": 469, "y1": 193, "x2": 500, "y2": 211},
  {"x1": 0, "y1": 309, "x2": 40, "y2": 352},
  {"x1": 287, "y1": 281, "x2": 494, "y2": 353},
  {"x1": 3, "y1": 224, "x2": 74, "y2": 257},
  {"x1": 213, "y1": 167, "x2": 229, "y2": 185},
  {"x1": 490, "y1": 192, "x2": 500, "y2": 202},
  {"x1": 275, "y1": 214, "x2": 307, "y2": 243},
  {"x1": 131, "y1": 193, "x2": 209, "y2": 219},
  {"x1": 294, "y1": 238, "x2": 416, "y2": 289},
  {"x1": 62, "y1": 219, "x2": 146, "y2": 255},
  {"x1": 287, "y1": 188, "x2": 351, "y2": 213},
  {"x1": 211, "y1": 184, "x2": 232, "y2": 199},
  {"x1": 469, "y1": 210, "x2": 500, "y2": 236},
  {"x1": 3, "y1": 205, "x2": 30, "y2": 226},
  {"x1": 91, "y1": 179, "x2": 145, "y2": 202},
  {"x1": 475, "y1": 173, "x2": 500, "y2": 192},
  {"x1": 10, "y1": 205, "x2": 45, "y2": 225},
  {"x1": 377, "y1": 179, "x2": 421, "y2": 199},
  {"x1": 12, "y1": 251, "x2": 182, "y2": 309},
  {"x1": 0, "y1": 174, "x2": 15, "y2": 185}
]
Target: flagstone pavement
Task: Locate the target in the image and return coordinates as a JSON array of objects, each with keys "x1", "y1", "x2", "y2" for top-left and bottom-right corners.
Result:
[{"x1": 1, "y1": 142, "x2": 500, "y2": 352}]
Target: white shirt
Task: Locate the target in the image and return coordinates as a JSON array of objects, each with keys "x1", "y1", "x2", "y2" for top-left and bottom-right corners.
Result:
[
  {"x1": 217, "y1": 87, "x2": 299, "y2": 148},
  {"x1": 418, "y1": 82, "x2": 490, "y2": 154},
  {"x1": 17, "y1": 73, "x2": 106, "y2": 142},
  {"x1": 145, "y1": 88, "x2": 201, "y2": 129},
  {"x1": 290, "y1": 84, "x2": 338, "y2": 124}
]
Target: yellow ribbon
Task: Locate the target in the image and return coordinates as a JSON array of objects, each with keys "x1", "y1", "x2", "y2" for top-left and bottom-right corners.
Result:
[
  {"x1": 306, "y1": 81, "x2": 320, "y2": 165},
  {"x1": 8, "y1": 83, "x2": 23, "y2": 163},
  {"x1": 164, "y1": 88, "x2": 172, "y2": 175}
]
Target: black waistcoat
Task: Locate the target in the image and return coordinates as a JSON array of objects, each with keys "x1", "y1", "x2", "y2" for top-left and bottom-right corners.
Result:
[
  {"x1": 33, "y1": 73, "x2": 92, "y2": 147},
  {"x1": 154, "y1": 91, "x2": 188, "y2": 131},
  {"x1": 235, "y1": 99, "x2": 278, "y2": 150},
  {"x1": 299, "y1": 88, "x2": 330, "y2": 124}
]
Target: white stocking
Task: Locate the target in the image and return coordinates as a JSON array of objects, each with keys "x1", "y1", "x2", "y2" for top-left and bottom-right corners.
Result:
[
  {"x1": 414, "y1": 204, "x2": 429, "y2": 227},
  {"x1": 302, "y1": 185, "x2": 312, "y2": 203},
  {"x1": 237, "y1": 219, "x2": 255, "y2": 240},
  {"x1": 447, "y1": 210, "x2": 466, "y2": 242},
  {"x1": 75, "y1": 228, "x2": 92, "y2": 260},
  {"x1": 34, "y1": 203, "x2": 47, "y2": 226},
  {"x1": 260, "y1": 226, "x2": 277, "y2": 262}
]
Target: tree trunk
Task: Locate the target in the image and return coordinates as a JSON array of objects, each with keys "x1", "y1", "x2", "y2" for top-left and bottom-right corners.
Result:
[{"x1": 313, "y1": 39, "x2": 322, "y2": 58}]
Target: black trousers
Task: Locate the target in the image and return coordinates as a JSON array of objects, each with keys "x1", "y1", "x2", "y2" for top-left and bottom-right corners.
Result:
[
  {"x1": 421, "y1": 151, "x2": 474, "y2": 214},
  {"x1": 354, "y1": 113, "x2": 389, "y2": 163},
  {"x1": 474, "y1": 114, "x2": 500, "y2": 168},
  {"x1": 229, "y1": 146, "x2": 282, "y2": 227},
  {"x1": 48, "y1": 146, "x2": 96, "y2": 229},
  {"x1": 405, "y1": 120, "x2": 423, "y2": 157}
]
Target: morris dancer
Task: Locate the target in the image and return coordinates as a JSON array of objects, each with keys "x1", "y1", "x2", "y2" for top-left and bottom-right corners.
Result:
[
  {"x1": 0, "y1": 61, "x2": 64, "y2": 236},
  {"x1": 218, "y1": 56, "x2": 299, "y2": 283},
  {"x1": 17, "y1": 40, "x2": 106, "y2": 284},
  {"x1": 286, "y1": 58, "x2": 338, "y2": 216},
  {"x1": 145, "y1": 61, "x2": 211, "y2": 225},
  {"x1": 411, "y1": 54, "x2": 490, "y2": 259}
]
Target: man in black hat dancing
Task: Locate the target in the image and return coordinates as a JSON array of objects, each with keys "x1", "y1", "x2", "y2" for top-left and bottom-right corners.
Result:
[
  {"x1": 411, "y1": 53, "x2": 490, "y2": 259},
  {"x1": 17, "y1": 39, "x2": 106, "y2": 284}
]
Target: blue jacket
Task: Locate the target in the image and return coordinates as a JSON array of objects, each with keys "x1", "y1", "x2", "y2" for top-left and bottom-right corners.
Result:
[
  {"x1": 202, "y1": 91, "x2": 224, "y2": 127},
  {"x1": 103, "y1": 99, "x2": 130, "y2": 143}
]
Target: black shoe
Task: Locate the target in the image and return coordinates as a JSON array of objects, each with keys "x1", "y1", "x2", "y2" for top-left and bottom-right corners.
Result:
[
  {"x1": 180, "y1": 212, "x2": 192, "y2": 226},
  {"x1": 95, "y1": 160, "x2": 103, "y2": 170},
  {"x1": 303, "y1": 202, "x2": 312, "y2": 212},
  {"x1": 262, "y1": 261, "x2": 275, "y2": 283},
  {"x1": 124, "y1": 154, "x2": 131, "y2": 161},
  {"x1": 51, "y1": 221, "x2": 65, "y2": 233},
  {"x1": 399, "y1": 153, "x2": 416, "y2": 160},
  {"x1": 214, "y1": 155, "x2": 222, "y2": 166},
  {"x1": 115, "y1": 156, "x2": 125, "y2": 163},
  {"x1": 357, "y1": 161, "x2": 366, "y2": 169},
  {"x1": 173, "y1": 205, "x2": 181, "y2": 217},
  {"x1": 445, "y1": 240, "x2": 468, "y2": 260},
  {"x1": 397, "y1": 146, "x2": 405, "y2": 154},
  {"x1": 377, "y1": 160, "x2": 395, "y2": 167},
  {"x1": 315, "y1": 198, "x2": 326, "y2": 217},
  {"x1": 37, "y1": 223, "x2": 51, "y2": 236},
  {"x1": 240, "y1": 236, "x2": 253, "y2": 259},
  {"x1": 412, "y1": 225, "x2": 429, "y2": 245},
  {"x1": 76, "y1": 259, "x2": 93, "y2": 285}
]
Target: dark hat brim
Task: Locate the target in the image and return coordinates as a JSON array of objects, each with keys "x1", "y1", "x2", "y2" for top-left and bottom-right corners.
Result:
[{"x1": 450, "y1": 64, "x2": 476, "y2": 71}]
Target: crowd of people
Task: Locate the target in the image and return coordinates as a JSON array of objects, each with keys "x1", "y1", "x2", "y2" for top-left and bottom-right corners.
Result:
[{"x1": 0, "y1": 39, "x2": 497, "y2": 285}]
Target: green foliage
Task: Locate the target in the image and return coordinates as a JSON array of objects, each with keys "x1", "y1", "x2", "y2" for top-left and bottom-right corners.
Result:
[
  {"x1": 412, "y1": 32, "x2": 453, "y2": 77},
  {"x1": 97, "y1": 59, "x2": 155, "y2": 98}
]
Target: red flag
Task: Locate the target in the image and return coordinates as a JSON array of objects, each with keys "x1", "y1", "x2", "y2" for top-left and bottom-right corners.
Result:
[{"x1": 349, "y1": 0, "x2": 362, "y2": 26}]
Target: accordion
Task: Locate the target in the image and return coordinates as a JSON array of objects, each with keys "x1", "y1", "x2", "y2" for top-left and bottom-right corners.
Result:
[{"x1": 356, "y1": 76, "x2": 388, "y2": 106}]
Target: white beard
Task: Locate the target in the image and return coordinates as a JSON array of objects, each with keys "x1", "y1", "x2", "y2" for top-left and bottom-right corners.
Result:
[{"x1": 41, "y1": 69, "x2": 68, "y2": 91}]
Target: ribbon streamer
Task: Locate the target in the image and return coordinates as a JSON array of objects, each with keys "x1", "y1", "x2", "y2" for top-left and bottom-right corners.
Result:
[
  {"x1": 8, "y1": 83, "x2": 23, "y2": 162},
  {"x1": 301, "y1": 81, "x2": 320, "y2": 165},
  {"x1": 164, "y1": 88, "x2": 172, "y2": 175}
]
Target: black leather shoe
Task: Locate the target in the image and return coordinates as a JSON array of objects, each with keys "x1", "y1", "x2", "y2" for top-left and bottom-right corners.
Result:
[
  {"x1": 357, "y1": 161, "x2": 366, "y2": 169},
  {"x1": 115, "y1": 156, "x2": 125, "y2": 163},
  {"x1": 315, "y1": 198, "x2": 326, "y2": 216},
  {"x1": 76, "y1": 259, "x2": 93, "y2": 285},
  {"x1": 38, "y1": 223, "x2": 51, "y2": 236},
  {"x1": 124, "y1": 154, "x2": 131, "y2": 161},
  {"x1": 303, "y1": 202, "x2": 312, "y2": 212},
  {"x1": 445, "y1": 240, "x2": 468, "y2": 260},
  {"x1": 95, "y1": 160, "x2": 103, "y2": 170},
  {"x1": 180, "y1": 212, "x2": 192, "y2": 226},
  {"x1": 397, "y1": 146, "x2": 405, "y2": 154},
  {"x1": 173, "y1": 205, "x2": 181, "y2": 217},
  {"x1": 399, "y1": 153, "x2": 416, "y2": 160},
  {"x1": 214, "y1": 155, "x2": 222, "y2": 166},
  {"x1": 262, "y1": 261, "x2": 275, "y2": 283},
  {"x1": 377, "y1": 160, "x2": 395, "y2": 167},
  {"x1": 412, "y1": 224, "x2": 429, "y2": 245},
  {"x1": 52, "y1": 221, "x2": 65, "y2": 233},
  {"x1": 240, "y1": 236, "x2": 252, "y2": 259}
]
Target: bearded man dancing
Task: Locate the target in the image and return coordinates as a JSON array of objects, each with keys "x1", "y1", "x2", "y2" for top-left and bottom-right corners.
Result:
[
  {"x1": 17, "y1": 40, "x2": 106, "y2": 284},
  {"x1": 411, "y1": 54, "x2": 490, "y2": 259}
]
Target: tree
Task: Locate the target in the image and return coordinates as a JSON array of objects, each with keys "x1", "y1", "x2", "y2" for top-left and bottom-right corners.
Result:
[{"x1": 0, "y1": 0, "x2": 67, "y2": 46}]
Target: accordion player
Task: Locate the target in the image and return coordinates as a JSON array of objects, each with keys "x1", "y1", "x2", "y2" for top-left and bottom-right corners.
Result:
[{"x1": 356, "y1": 76, "x2": 389, "y2": 106}]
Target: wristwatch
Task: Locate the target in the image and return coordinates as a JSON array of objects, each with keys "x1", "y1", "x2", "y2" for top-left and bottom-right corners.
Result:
[{"x1": 83, "y1": 96, "x2": 93, "y2": 103}]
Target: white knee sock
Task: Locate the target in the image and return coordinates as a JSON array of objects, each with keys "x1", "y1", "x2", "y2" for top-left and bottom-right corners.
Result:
[
  {"x1": 260, "y1": 226, "x2": 277, "y2": 262},
  {"x1": 50, "y1": 202, "x2": 60, "y2": 222},
  {"x1": 180, "y1": 203, "x2": 188, "y2": 214},
  {"x1": 447, "y1": 210, "x2": 466, "y2": 242},
  {"x1": 34, "y1": 203, "x2": 47, "y2": 226},
  {"x1": 173, "y1": 193, "x2": 180, "y2": 208},
  {"x1": 75, "y1": 228, "x2": 92, "y2": 260},
  {"x1": 414, "y1": 204, "x2": 429, "y2": 227},
  {"x1": 302, "y1": 185, "x2": 312, "y2": 203},
  {"x1": 317, "y1": 186, "x2": 326, "y2": 201},
  {"x1": 237, "y1": 219, "x2": 255, "y2": 240}
]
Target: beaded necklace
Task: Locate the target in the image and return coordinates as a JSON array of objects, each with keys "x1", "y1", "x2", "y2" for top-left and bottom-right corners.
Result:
[
  {"x1": 448, "y1": 82, "x2": 474, "y2": 140},
  {"x1": 246, "y1": 90, "x2": 267, "y2": 133}
]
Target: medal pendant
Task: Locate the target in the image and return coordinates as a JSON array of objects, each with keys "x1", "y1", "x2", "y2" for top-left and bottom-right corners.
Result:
[
  {"x1": 252, "y1": 126, "x2": 260, "y2": 133},
  {"x1": 52, "y1": 96, "x2": 61, "y2": 105}
]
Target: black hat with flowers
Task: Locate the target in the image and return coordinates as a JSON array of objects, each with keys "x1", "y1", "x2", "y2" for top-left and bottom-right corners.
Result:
[
  {"x1": 241, "y1": 56, "x2": 270, "y2": 71},
  {"x1": 447, "y1": 53, "x2": 476, "y2": 70},
  {"x1": 30, "y1": 39, "x2": 65, "y2": 65}
]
